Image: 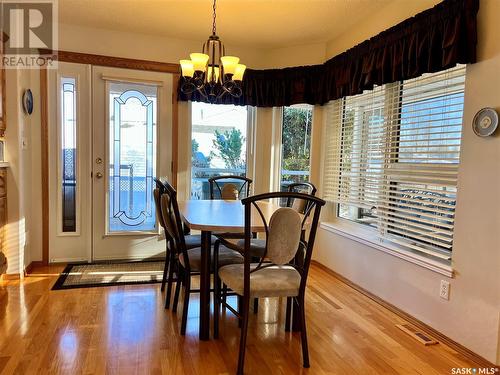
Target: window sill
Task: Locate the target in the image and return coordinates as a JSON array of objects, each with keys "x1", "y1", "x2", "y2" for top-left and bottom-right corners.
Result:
[{"x1": 319, "y1": 221, "x2": 454, "y2": 278}]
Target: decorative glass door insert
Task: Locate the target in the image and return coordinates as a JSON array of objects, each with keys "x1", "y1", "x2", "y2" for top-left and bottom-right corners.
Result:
[
  {"x1": 107, "y1": 82, "x2": 157, "y2": 233},
  {"x1": 61, "y1": 77, "x2": 78, "y2": 233}
]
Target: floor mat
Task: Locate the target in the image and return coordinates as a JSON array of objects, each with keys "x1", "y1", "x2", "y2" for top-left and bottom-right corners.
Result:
[{"x1": 52, "y1": 261, "x2": 164, "y2": 290}]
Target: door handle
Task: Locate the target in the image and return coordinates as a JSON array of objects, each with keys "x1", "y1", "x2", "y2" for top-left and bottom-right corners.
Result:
[
  {"x1": 95, "y1": 172, "x2": 103, "y2": 179},
  {"x1": 95, "y1": 157, "x2": 103, "y2": 164}
]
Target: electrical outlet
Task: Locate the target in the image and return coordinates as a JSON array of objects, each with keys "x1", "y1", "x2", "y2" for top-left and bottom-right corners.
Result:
[{"x1": 439, "y1": 280, "x2": 450, "y2": 300}]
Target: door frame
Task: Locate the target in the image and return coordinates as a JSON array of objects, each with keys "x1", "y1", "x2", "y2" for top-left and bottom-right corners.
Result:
[{"x1": 40, "y1": 51, "x2": 180, "y2": 265}]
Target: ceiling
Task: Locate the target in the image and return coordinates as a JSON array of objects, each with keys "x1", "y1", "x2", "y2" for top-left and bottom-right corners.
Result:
[{"x1": 59, "y1": 0, "x2": 396, "y2": 49}]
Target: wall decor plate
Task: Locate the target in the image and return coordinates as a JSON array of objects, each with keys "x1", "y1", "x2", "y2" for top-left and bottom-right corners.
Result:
[
  {"x1": 23, "y1": 89, "x2": 34, "y2": 115},
  {"x1": 472, "y1": 107, "x2": 498, "y2": 137}
]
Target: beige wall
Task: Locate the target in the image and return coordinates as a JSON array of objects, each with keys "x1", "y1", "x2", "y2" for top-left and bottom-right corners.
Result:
[
  {"x1": 4, "y1": 69, "x2": 23, "y2": 275},
  {"x1": 4, "y1": 68, "x2": 40, "y2": 275},
  {"x1": 325, "y1": 0, "x2": 441, "y2": 59},
  {"x1": 314, "y1": 0, "x2": 500, "y2": 364},
  {"x1": 59, "y1": 23, "x2": 266, "y2": 69},
  {"x1": 260, "y1": 43, "x2": 326, "y2": 69},
  {"x1": 60, "y1": 24, "x2": 329, "y2": 70}
]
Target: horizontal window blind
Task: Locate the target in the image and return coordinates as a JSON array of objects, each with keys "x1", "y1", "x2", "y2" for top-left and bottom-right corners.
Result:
[{"x1": 323, "y1": 65, "x2": 466, "y2": 261}]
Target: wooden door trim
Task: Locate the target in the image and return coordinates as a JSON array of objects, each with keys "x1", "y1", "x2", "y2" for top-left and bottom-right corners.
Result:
[
  {"x1": 171, "y1": 73, "x2": 180, "y2": 187},
  {"x1": 40, "y1": 52, "x2": 180, "y2": 264},
  {"x1": 40, "y1": 67, "x2": 49, "y2": 265},
  {"x1": 41, "y1": 50, "x2": 180, "y2": 74}
]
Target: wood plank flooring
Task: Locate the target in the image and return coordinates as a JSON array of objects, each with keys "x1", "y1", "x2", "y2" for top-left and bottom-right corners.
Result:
[{"x1": 0, "y1": 263, "x2": 477, "y2": 374}]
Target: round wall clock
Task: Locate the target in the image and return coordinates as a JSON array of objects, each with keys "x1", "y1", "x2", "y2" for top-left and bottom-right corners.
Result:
[
  {"x1": 23, "y1": 89, "x2": 34, "y2": 115},
  {"x1": 472, "y1": 107, "x2": 498, "y2": 137}
]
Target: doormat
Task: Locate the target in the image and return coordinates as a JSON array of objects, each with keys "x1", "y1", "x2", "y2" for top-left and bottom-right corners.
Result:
[{"x1": 52, "y1": 261, "x2": 165, "y2": 290}]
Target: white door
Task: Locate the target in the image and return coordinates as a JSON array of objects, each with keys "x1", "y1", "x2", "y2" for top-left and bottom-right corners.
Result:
[
  {"x1": 91, "y1": 66, "x2": 172, "y2": 260},
  {"x1": 48, "y1": 63, "x2": 173, "y2": 262}
]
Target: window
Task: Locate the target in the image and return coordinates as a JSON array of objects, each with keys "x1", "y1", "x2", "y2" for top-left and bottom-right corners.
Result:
[
  {"x1": 108, "y1": 82, "x2": 157, "y2": 232},
  {"x1": 60, "y1": 77, "x2": 77, "y2": 232},
  {"x1": 279, "y1": 105, "x2": 313, "y2": 191},
  {"x1": 323, "y1": 65, "x2": 466, "y2": 261},
  {"x1": 191, "y1": 102, "x2": 248, "y2": 199}
]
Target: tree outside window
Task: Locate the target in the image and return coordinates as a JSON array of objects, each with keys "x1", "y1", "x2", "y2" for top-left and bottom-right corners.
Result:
[{"x1": 280, "y1": 105, "x2": 313, "y2": 190}]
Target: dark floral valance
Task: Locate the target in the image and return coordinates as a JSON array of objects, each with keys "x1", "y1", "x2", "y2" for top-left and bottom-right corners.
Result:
[{"x1": 179, "y1": 0, "x2": 479, "y2": 107}]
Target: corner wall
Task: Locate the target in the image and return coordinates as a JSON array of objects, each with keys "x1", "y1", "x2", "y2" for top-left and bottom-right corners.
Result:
[
  {"x1": 4, "y1": 67, "x2": 40, "y2": 276},
  {"x1": 314, "y1": 0, "x2": 500, "y2": 364}
]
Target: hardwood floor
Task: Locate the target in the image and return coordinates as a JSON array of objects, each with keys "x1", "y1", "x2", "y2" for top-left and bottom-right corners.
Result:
[{"x1": 0, "y1": 263, "x2": 476, "y2": 374}]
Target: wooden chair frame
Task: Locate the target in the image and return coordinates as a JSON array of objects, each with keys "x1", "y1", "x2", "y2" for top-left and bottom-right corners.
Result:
[
  {"x1": 160, "y1": 180, "x2": 240, "y2": 335},
  {"x1": 159, "y1": 180, "x2": 197, "y2": 334},
  {"x1": 153, "y1": 177, "x2": 176, "y2": 306}
]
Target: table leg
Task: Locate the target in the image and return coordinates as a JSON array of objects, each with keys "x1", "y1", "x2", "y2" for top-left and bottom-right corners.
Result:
[{"x1": 199, "y1": 230, "x2": 212, "y2": 340}]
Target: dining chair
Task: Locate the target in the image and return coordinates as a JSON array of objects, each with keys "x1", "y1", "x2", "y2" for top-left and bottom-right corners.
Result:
[
  {"x1": 213, "y1": 191, "x2": 325, "y2": 375},
  {"x1": 153, "y1": 186, "x2": 173, "y2": 294},
  {"x1": 285, "y1": 182, "x2": 317, "y2": 213},
  {"x1": 222, "y1": 182, "x2": 318, "y2": 258},
  {"x1": 209, "y1": 175, "x2": 254, "y2": 241},
  {"x1": 214, "y1": 182, "x2": 317, "y2": 317},
  {"x1": 153, "y1": 177, "x2": 215, "y2": 309},
  {"x1": 209, "y1": 175, "x2": 252, "y2": 200},
  {"x1": 209, "y1": 175, "x2": 256, "y2": 312},
  {"x1": 160, "y1": 180, "x2": 244, "y2": 335}
]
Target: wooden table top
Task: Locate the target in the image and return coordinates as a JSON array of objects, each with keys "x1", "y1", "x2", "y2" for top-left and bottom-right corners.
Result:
[{"x1": 177, "y1": 200, "x2": 280, "y2": 232}]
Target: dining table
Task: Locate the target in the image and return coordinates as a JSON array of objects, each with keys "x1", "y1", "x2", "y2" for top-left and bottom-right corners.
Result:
[{"x1": 177, "y1": 199, "x2": 281, "y2": 340}]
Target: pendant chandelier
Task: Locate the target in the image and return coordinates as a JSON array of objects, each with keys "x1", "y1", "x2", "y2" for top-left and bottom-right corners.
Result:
[{"x1": 179, "y1": 0, "x2": 246, "y2": 102}]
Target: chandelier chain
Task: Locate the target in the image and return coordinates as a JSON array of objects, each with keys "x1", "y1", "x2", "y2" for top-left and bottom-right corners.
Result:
[{"x1": 212, "y1": 0, "x2": 217, "y2": 35}]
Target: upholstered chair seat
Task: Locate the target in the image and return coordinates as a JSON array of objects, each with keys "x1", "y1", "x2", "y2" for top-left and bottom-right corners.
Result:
[
  {"x1": 179, "y1": 245, "x2": 243, "y2": 272},
  {"x1": 184, "y1": 234, "x2": 216, "y2": 249},
  {"x1": 219, "y1": 207, "x2": 302, "y2": 298},
  {"x1": 219, "y1": 264, "x2": 300, "y2": 298}
]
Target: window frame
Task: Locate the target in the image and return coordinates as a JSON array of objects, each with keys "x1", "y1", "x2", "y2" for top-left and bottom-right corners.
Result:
[
  {"x1": 272, "y1": 104, "x2": 314, "y2": 193},
  {"x1": 324, "y1": 67, "x2": 465, "y2": 266},
  {"x1": 187, "y1": 102, "x2": 255, "y2": 199}
]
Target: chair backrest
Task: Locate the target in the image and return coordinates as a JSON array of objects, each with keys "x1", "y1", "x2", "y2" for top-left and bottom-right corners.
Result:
[
  {"x1": 267, "y1": 207, "x2": 302, "y2": 264},
  {"x1": 153, "y1": 177, "x2": 169, "y2": 232},
  {"x1": 154, "y1": 177, "x2": 166, "y2": 194},
  {"x1": 221, "y1": 183, "x2": 239, "y2": 200},
  {"x1": 209, "y1": 175, "x2": 252, "y2": 200},
  {"x1": 159, "y1": 180, "x2": 192, "y2": 270},
  {"x1": 286, "y1": 182, "x2": 317, "y2": 214},
  {"x1": 241, "y1": 191, "x2": 325, "y2": 295}
]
